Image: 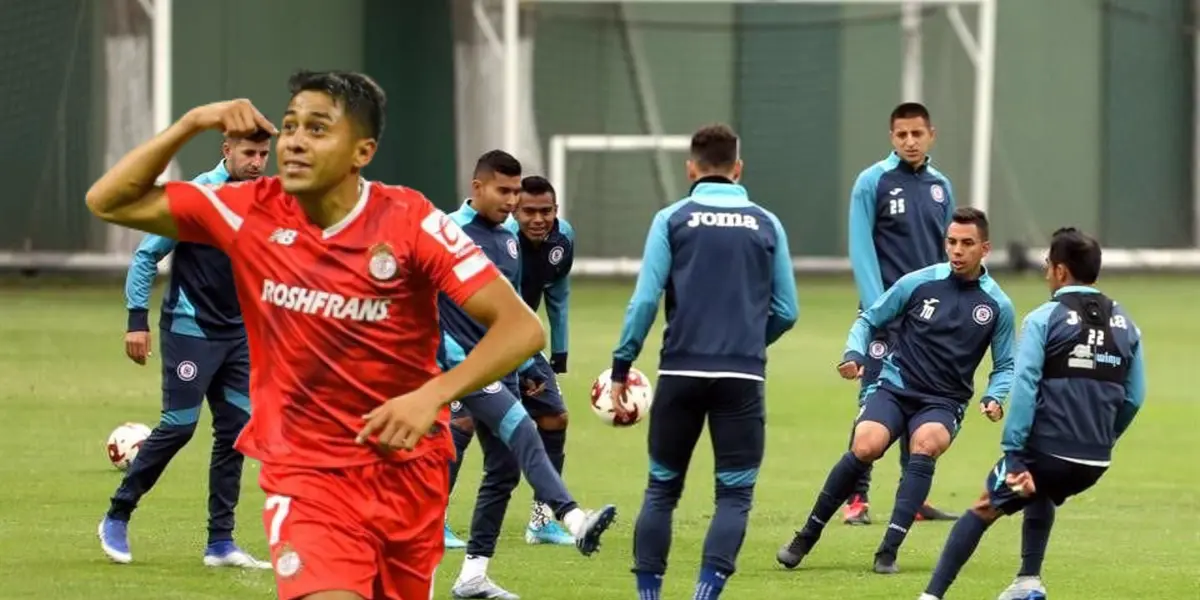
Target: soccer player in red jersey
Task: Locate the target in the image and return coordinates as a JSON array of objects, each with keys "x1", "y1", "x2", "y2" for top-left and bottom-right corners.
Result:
[{"x1": 85, "y1": 71, "x2": 547, "y2": 600}]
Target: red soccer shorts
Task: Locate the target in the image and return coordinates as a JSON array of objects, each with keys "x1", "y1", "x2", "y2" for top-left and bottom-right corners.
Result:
[{"x1": 259, "y1": 455, "x2": 449, "y2": 600}]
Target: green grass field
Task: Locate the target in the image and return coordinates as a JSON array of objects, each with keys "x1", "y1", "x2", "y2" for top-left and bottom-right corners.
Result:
[{"x1": 1, "y1": 275, "x2": 1197, "y2": 599}]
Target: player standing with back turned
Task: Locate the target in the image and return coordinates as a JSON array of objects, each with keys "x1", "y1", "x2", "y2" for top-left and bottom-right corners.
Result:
[
  {"x1": 845, "y1": 102, "x2": 959, "y2": 525},
  {"x1": 918, "y1": 228, "x2": 1146, "y2": 600},
  {"x1": 611, "y1": 124, "x2": 799, "y2": 600},
  {"x1": 86, "y1": 70, "x2": 546, "y2": 600}
]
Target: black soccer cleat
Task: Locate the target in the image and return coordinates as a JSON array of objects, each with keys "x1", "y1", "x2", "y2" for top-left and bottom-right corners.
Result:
[
  {"x1": 873, "y1": 552, "x2": 899, "y2": 574},
  {"x1": 776, "y1": 532, "x2": 815, "y2": 570},
  {"x1": 575, "y1": 504, "x2": 616, "y2": 557},
  {"x1": 915, "y1": 502, "x2": 959, "y2": 522}
]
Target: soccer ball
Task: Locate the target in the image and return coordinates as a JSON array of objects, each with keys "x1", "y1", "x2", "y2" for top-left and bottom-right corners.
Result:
[
  {"x1": 106, "y1": 422, "x2": 151, "y2": 471},
  {"x1": 589, "y1": 367, "x2": 653, "y2": 426}
]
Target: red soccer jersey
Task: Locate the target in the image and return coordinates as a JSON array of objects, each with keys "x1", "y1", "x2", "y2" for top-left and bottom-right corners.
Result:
[{"x1": 165, "y1": 176, "x2": 500, "y2": 468}]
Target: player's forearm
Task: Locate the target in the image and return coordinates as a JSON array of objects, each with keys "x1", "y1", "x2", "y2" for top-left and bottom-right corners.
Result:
[
  {"x1": 842, "y1": 316, "x2": 874, "y2": 362},
  {"x1": 86, "y1": 115, "x2": 201, "y2": 222},
  {"x1": 427, "y1": 310, "x2": 545, "y2": 403}
]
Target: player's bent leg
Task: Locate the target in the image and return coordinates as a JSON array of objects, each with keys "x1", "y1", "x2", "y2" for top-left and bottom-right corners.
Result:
[
  {"x1": 444, "y1": 404, "x2": 474, "y2": 551},
  {"x1": 633, "y1": 376, "x2": 708, "y2": 600},
  {"x1": 258, "y1": 464, "x2": 380, "y2": 600},
  {"x1": 845, "y1": 346, "x2": 885, "y2": 524},
  {"x1": 778, "y1": 390, "x2": 904, "y2": 570},
  {"x1": 873, "y1": 418, "x2": 956, "y2": 573}
]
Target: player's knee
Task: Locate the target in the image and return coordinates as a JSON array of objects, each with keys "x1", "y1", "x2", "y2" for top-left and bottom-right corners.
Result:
[
  {"x1": 535, "y1": 412, "x2": 568, "y2": 431},
  {"x1": 451, "y1": 416, "x2": 475, "y2": 436},
  {"x1": 909, "y1": 424, "x2": 951, "y2": 458},
  {"x1": 156, "y1": 417, "x2": 198, "y2": 439},
  {"x1": 849, "y1": 424, "x2": 889, "y2": 461},
  {"x1": 967, "y1": 501, "x2": 1001, "y2": 525}
]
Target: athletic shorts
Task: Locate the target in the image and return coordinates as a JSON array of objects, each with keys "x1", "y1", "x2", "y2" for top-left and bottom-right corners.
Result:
[
  {"x1": 519, "y1": 353, "x2": 566, "y2": 418},
  {"x1": 259, "y1": 455, "x2": 448, "y2": 600},
  {"x1": 986, "y1": 451, "x2": 1107, "y2": 515},
  {"x1": 857, "y1": 386, "x2": 966, "y2": 442}
]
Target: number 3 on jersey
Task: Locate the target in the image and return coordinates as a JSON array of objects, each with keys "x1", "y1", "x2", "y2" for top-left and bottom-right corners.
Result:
[
  {"x1": 265, "y1": 495, "x2": 292, "y2": 546},
  {"x1": 889, "y1": 198, "x2": 906, "y2": 215}
]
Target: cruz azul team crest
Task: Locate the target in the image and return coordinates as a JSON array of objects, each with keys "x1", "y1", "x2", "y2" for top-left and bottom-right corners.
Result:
[
  {"x1": 368, "y1": 243, "x2": 398, "y2": 281},
  {"x1": 930, "y1": 184, "x2": 946, "y2": 203},
  {"x1": 972, "y1": 304, "x2": 994, "y2": 326}
]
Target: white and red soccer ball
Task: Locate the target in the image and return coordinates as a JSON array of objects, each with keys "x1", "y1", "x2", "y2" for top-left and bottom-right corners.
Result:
[
  {"x1": 106, "y1": 422, "x2": 151, "y2": 471},
  {"x1": 589, "y1": 367, "x2": 654, "y2": 426}
]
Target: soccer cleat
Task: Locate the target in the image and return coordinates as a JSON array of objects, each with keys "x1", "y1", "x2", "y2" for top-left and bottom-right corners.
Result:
[
  {"x1": 202, "y1": 541, "x2": 271, "y2": 569},
  {"x1": 843, "y1": 495, "x2": 872, "y2": 525},
  {"x1": 451, "y1": 575, "x2": 520, "y2": 599},
  {"x1": 445, "y1": 523, "x2": 468, "y2": 550},
  {"x1": 570, "y1": 505, "x2": 616, "y2": 556},
  {"x1": 915, "y1": 502, "x2": 959, "y2": 522},
  {"x1": 776, "y1": 532, "x2": 815, "y2": 570},
  {"x1": 997, "y1": 576, "x2": 1047, "y2": 600},
  {"x1": 873, "y1": 552, "x2": 899, "y2": 574},
  {"x1": 98, "y1": 517, "x2": 132, "y2": 564},
  {"x1": 525, "y1": 520, "x2": 575, "y2": 545}
]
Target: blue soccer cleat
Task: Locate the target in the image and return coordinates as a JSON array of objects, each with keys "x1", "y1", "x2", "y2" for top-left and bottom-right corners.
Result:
[
  {"x1": 525, "y1": 520, "x2": 575, "y2": 546},
  {"x1": 997, "y1": 576, "x2": 1047, "y2": 600},
  {"x1": 203, "y1": 540, "x2": 271, "y2": 569},
  {"x1": 98, "y1": 516, "x2": 132, "y2": 564},
  {"x1": 444, "y1": 522, "x2": 467, "y2": 550}
]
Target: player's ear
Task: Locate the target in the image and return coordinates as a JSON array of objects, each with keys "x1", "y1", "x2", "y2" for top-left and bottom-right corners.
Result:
[
  {"x1": 685, "y1": 159, "x2": 698, "y2": 181},
  {"x1": 352, "y1": 138, "x2": 378, "y2": 170},
  {"x1": 981, "y1": 239, "x2": 992, "y2": 257},
  {"x1": 731, "y1": 159, "x2": 744, "y2": 182}
]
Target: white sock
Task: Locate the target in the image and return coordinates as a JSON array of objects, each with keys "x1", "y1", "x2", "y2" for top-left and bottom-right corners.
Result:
[
  {"x1": 459, "y1": 554, "x2": 488, "y2": 581},
  {"x1": 918, "y1": 594, "x2": 940, "y2": 600},
  {"x1": 563, "y1": 508, "x2": 587, "y2": 537}
]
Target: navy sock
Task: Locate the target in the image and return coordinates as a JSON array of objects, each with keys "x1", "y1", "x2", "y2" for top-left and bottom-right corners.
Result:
[
  {"x1": 538, "y1": 427, "x2": 566, "y2": 475},
  {"x1": 877, "y1": 453, "x2": 936, "y2": 558},
  {"x1": 635, "y1": 571, "x2": 663, "y2": 600},
  {"x1": 801, "y1": 452, "x2": 871, "y2": 540},
  {"x1": 448, "y1": 425, "x2": 474, "y2": 495},
  {"x1": 693, "y1": 564, "x2": 729, "y2": 600},
  {"x1": 1019, "y1": 498, "x2": 1056, "y2": 577},
  {"x1": 926, "y1": 510, "x2": 991, "y2": 597}
]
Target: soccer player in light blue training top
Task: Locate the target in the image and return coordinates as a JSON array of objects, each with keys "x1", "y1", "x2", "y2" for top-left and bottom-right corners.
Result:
[
  {"x1": 918, "y1": 227, "x2": 1146, "y2": 600},
  {"x1": 844, "y1": 102, "x2": 959, "y2": 526},
  {"x1": 100, "y1": 133, "x2": 272, "y2": 569},
  {"x1": 612, "y1": 123, "x2": 799, "y2": 600},
  {"x1": 779, "y1": 207, "x2": 1015, "y2": 575}
]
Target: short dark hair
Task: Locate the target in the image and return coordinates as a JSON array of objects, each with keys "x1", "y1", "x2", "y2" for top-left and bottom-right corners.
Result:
[
  {"x1": 890, "y1": 102, "x2": 931, "y2": 127},
  {"x1": 690, "y1": 123, "x2": 739, "y2": 171},
  {"x1": 950, "y1": 206, "x2": 990, "y2": 241},
  {"x1": 287, "y1": 70, "x2": 386, "y2": 142},
  {"x1": 521, "y1": 175, "x2": 556, "y2": 200},
  {"x1": 473, "y1": 150, "x2": 522, "y2": 180},
  {"x1": 1048, "y1": 227, "x2": 1102, "y2": 284}
]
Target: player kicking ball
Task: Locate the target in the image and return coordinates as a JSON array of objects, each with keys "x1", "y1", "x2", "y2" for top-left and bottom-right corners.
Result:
[
  {"x1": 777, "y1": 207, "x2": 1016, "y2": 575},
  {"x1": 87, "y1": 70, "x2": 549, "y2": 600},
  {"x1": 917, "y1": 227, "x2": 1146, "y2": 600}
]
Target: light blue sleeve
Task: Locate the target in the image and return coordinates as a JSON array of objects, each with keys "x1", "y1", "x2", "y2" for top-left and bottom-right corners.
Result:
[
  {"x1": 1000, "y1": 303, "x2": 1053, "y2": 453},
  {"x1": 940, "y1": 174, "x2": 956, "y2": 227},
  {"x1": 502, "y1": 215, "x2": 519, "y2": 235},
  {"x1": 764, "y1": 211, "x2": 798, "y2": 345},
  {"x1": 1115, "y1": 331, "x2": 1146, "y2": 438},
  {"x1": 844, "y1": 265, "x2": 936, "y2": 360},
  {"x1": 983, "y1": 296, "x2": 1017, "y2": 403},
  {"x1": 613, "y1": 209, "x2": 673, "y2": 363},
  {"x1": 124, "y1": 234, "x2": 177, "y2": 311},
  {"x1": 544, "y1": 275, "x2": 570, "y2": 354},
  {"x1": 848, "y1": 169, "x2": 885, "y2": 308}
]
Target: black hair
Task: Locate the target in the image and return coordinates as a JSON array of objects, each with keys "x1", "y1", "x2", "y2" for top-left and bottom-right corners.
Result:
[
  {"x1": 521, "y1": 175, "x2": 556, "y2": 200},
  {"x1": 690, "y1": 123, "x2": 739, "y2": 171},
  {"x1": 1048, "y1": 227, "x2": 1102, "y2": 284},
  {"x1": 473, "y1": 149, "x2": 522, "y2": 179},
  {"x1": 287, "y1": 70, "x2": 386, "y2": 141},
  {"x1": 890, "y1": 102, "x2": 931, "y2": 127},
  {"x1": 951, "y1": 206, "x2": 990, "y2": 241}
]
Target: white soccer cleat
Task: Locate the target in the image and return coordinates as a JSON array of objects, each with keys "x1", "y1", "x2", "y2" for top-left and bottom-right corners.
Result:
[
  {"x1": 451, "y1": 575, "x2": 520, "y2": 599},
  {"x1": 997, "y1": 575, "x2": 1047, "y2": 600}
]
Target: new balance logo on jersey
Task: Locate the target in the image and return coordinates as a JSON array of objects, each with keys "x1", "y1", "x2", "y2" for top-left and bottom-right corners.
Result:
[
  {"x1": 260, "y1": 279, "x2": 391, "y2": 322},
  {"x1": 269, "y1": 228, "x2": 298, "y2": 246},
  {"x1": 919, "y1": 298, "x2": 940, "y2": 320},
  {"x1": 686, "y1": 212, "x2": 760, "y2": 230}
]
